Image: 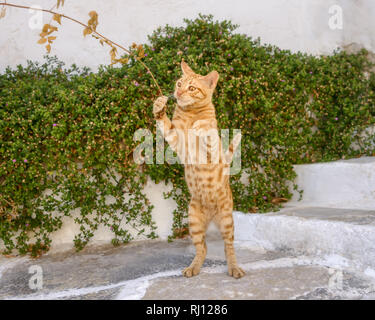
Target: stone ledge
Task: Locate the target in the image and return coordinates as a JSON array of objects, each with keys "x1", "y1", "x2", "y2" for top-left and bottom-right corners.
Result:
[{"x1": 234, "y1": 206, "x2": 375, "y2": 270}]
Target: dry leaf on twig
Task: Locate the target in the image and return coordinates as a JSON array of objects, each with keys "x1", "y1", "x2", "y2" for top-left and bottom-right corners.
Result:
[
  {"x1": 87, "y1": 10, "x2": 98, "y2": 31},
  {"x1": 53, "y1": 13, "x2": 62, "y2": 25},
  {"x1": 56, "y1": 0, "x2": 65, "y2": 9},
  {"x1": 83, "y1": 27, "x2": 92, "y2": 37},
  {"x1": 0, "y1": 7, "x2": 6, "y2": 19}
]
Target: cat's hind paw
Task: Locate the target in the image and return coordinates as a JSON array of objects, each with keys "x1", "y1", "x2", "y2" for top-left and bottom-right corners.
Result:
[
  {"x1": 182, "y1": 264, "x2": 201, "y2": 277},
  {"x1": 228, "y1": 265, "x2": 245, "y2": 279}
]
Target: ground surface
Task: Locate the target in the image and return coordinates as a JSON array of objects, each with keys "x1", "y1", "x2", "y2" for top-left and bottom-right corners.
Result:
[{"x1": 1, "y1": 235, "x2": 375, "y2": 300}]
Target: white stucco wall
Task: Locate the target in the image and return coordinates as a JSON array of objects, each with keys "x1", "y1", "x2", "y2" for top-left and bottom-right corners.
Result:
[
  {"x1": 1, "y1": 0, "x2": 375, "y2": 72},
  {"x1": 288, "y1": 157, "x2": 375, "y2": 210}
]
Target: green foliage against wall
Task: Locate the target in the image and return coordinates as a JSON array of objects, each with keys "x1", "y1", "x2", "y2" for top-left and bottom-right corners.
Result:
[{"x1": 1, "y1": 15, "x2": 374, "y2": 256}]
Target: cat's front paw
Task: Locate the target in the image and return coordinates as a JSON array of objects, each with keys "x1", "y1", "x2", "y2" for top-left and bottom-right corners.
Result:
[{"x1": 153, "y1": 96, "x2": 168, "y2": 119}]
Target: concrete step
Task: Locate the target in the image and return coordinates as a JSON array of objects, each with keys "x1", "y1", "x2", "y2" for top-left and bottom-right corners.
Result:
[
  {"x1": 234, "y1": 206, "x2": 375, "y2": 273},
  {"x1": 1, "y1": 237, "x2": 375, "y2": 300},
  {"x1": 289, "y1": 156, "x2": 375, "y2": 209}
]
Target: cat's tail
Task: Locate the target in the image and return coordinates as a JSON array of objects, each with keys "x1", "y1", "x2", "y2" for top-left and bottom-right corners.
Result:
[{"x1": 224, "y1": 132, "x2": 242, "y2": 164}]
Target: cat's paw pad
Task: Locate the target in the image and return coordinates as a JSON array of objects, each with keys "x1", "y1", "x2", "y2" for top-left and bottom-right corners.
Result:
[
  {"x1": 228, "y1": 265, "x2": 245, "y2": 279},
  {"x1": 153, "y1": 96, "x2": 168, "y2": 119},
  {"x1": 182, "y1": 265, "x2": 201, "y2": 277}
]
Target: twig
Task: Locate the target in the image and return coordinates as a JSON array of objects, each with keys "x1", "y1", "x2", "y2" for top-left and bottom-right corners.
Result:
[{"x1": 0, "y1": 2, "x2": 163, "y2": 95}]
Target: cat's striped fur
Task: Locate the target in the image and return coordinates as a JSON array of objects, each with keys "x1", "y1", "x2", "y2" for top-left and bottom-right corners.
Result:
[{"x1": 153, "y1": 61, "x2": 244, "y2": 278}]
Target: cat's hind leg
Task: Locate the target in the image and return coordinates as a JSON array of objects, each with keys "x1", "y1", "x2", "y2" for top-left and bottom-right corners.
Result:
[
  {"x1": 183, "y1": 198, "x2": 207, "y2": 277},
  {"x1": 216, "y1": 198, "x2": 245, "y2": 279}
]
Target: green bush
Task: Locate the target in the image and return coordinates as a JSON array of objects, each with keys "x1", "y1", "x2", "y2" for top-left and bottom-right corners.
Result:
[{"x1": 1, "y1": 15, "x2": 374, "y2": 256}]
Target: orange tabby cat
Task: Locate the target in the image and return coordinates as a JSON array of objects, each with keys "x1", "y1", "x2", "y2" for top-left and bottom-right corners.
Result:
[{"x1": 153, "y1": 60, "x2": 244, "y2": 278}]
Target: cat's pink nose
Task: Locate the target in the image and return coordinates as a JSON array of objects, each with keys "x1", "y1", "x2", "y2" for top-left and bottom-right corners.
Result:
[{"x1": 177, "y1": 90, "x2": 183, "y2": 97}]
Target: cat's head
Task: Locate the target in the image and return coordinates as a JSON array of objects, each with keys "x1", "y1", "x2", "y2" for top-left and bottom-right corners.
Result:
[{"x1": 174, "y1": 60, "x2": 219, "y2": 108}]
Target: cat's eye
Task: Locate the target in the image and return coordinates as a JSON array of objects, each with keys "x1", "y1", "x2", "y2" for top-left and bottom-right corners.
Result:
[
  {"x1": 188, "y1": 86, "x2": 196, "y2": 91},
  {"x1": 177, "y1": 82, "x2": 182, "y2": 87}
]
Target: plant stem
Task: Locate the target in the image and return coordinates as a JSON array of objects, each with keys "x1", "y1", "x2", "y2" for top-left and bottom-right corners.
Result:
[{"x1": 0, "y1": 2, "x2": 163, "y2": 95}]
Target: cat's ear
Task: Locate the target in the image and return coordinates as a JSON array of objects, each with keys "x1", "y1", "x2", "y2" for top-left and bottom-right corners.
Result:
[
  {"x1": 181, "y1": 60, "x2": 195, "y2": 76},
  {"x1": 201, "y1": 71, "x2": 219, "y2": 89}
]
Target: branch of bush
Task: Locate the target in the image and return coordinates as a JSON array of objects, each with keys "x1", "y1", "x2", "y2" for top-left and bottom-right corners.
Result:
[{"x1": 0, "y1": 1, "x2": 163, "y2": 95}]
